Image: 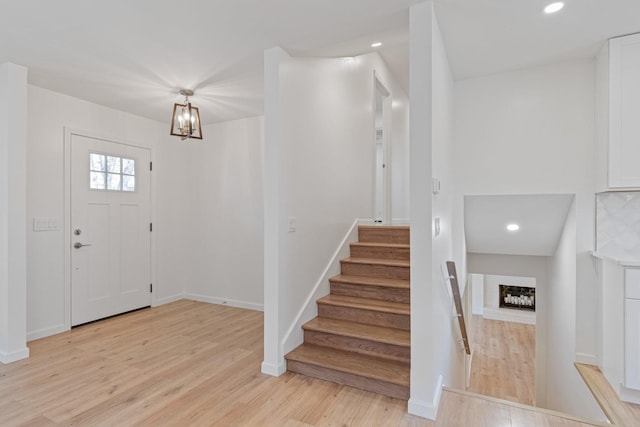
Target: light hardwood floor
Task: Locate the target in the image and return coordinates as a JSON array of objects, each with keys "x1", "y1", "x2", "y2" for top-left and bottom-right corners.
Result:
[
  {"x1": 467, "y1": 314, "x2": 536, "y2": 405},
  {"x1": 0, "y1": 301, "x2": 605, "y2": 426},
  {"x1": 0, "y1": 300, "x2": 426, "y2": 426}
]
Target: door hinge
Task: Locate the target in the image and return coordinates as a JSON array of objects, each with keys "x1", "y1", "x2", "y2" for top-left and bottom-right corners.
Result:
[
  {"x1": 150, "y1": 283, "x2": 153, "y2": 293},
  {"x1": 150, "y1": 161, "x2": 153, "y2": 171},
  {"x1": 150, "y1": 223, "x2": 153, "y2": 232}
]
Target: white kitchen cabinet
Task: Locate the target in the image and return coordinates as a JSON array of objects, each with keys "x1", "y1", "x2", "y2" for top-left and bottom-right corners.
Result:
[
  {"x1": 625, "y1": 269, "x2": 640, "y2": 390},
  {"x1": 608, "y1": 34, "x2": 640, "y2": 188},
  {"x1": 596, "y1": 33, "x2": 640, "y2": 190},
  {"x1": 627, "y1": 269, "x2": 640, "y2": 299},
  {"x1": 626, "y1": 298, "x2": 640, "y2": 390},
  {"x1": 595, "y1": 254, "x2": 640, "y2": 402}
]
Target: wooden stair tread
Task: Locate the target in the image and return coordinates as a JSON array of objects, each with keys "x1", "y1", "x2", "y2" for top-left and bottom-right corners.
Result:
[
  {"x1": 358, "y1": 225, "x2": 409, "y2": 230},
  {"x1": 329, "y1": 274, "x2": 409, "y2": 289},
  {"x1": 341, "y1": 257, "x2": 410, "y2": 268},
  {"x1": 318, "y1": 295, "x2": 410, "y2": 315},
  {"x1": 350, "y1": 242, "x2": 410, "y2": 249},
  {"x1": 302, "y1": 317, "x2": 410, "y2": 347},
  {"x1": 285, "y1": 344, "x2": 409, "y2": 386},
  {"x1": 575, "y1": 362, "x2": 640, "y2": 426}
]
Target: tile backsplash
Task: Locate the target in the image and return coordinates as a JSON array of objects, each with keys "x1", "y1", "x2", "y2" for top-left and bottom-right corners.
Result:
[{"x1": 596, "y1": 191, "x2": 640, "y2": 261}]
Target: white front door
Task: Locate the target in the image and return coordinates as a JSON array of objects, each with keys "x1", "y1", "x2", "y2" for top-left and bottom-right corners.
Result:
[{"x1": 70, "y1": 134, "x2": 151, "y2": 326}]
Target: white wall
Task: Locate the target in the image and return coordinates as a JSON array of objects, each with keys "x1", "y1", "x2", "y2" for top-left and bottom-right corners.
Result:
[
  {"x1": 262, "y1": 48, "x2": 410, "y2": 374},
  {"x1": 430, "y1": 0, "x2": 467, "y2": 400},
  {"x1": 390, "y1": 86, "x2": 410, "y2": 223},
  {"x1": 0, "y1": 63, "x2": 29, "y2": 363},
  {"x1": 187, "y1": 116, "x2": 264, "y2": 310},
  {"x1": 546, "y1": 203, "x2": 604, "y2": 419},
  {"x1": 409, "y1": 2, "x2": 466, "y2": 419},
  {"x1": 26, "y1": 85, "x2": 191, "y2": 339},
  {"x1": 409, "y1": 2, "x2": 435, "y2": 417},
  {"x1": 471, "y1": 273, "x2": 484, "y2": 315},
  {"x1": 455, "y1": 59, "x2": 599, "y2": 411}
]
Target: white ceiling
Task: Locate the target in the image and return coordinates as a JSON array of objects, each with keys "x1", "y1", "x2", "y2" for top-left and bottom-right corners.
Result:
[
  {"x1": 464, "y1": 195, "x2": 575, "y2": 256},
  {"x1": 0, "y1": 0, "x2": 419, "y2": 124},
  {"x1": 1, "y1": 1, "x2": 639, "y2": 124},
  {"x1": 435, "y1": 0, "x2": 640, "y2": 80}
]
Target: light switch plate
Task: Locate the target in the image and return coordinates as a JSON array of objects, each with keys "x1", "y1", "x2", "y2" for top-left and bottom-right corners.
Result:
[
  {"x1": 33, "y1": 217, "x2": 60, "y2": 232},
  {"x1": 288, "y1": 217, "x2": 297, "y2": 233},
  {"x1": 432, "y1": 177, "x2": 441, "y2": 195}
]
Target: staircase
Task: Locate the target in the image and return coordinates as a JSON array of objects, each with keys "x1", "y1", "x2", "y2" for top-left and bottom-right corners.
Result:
[{"x1": 285, "y1": 225, "x2": 410, "y2": 400}]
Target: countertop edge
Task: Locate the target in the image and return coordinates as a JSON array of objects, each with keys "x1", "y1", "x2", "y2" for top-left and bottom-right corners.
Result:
[{"x1": 591, "y1": 251, "x2": 640, "y2": 267}]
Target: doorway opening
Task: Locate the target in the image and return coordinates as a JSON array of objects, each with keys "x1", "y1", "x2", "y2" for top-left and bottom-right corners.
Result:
[
  {"x1": 373, "y1": 73, "x2": 391, "y2": 224},
  {"x1": 467, "y1": 273, "x2": 537, "y2": 406},
  {"x1": 463, "y1": 193, "x2": 576, "y2": 411}
]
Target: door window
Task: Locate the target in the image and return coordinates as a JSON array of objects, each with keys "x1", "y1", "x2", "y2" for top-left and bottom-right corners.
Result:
[{"x1": 89, "y1": 153, "x2": 136, "y2": 192}]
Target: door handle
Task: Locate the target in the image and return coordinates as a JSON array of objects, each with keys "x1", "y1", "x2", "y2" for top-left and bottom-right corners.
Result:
[{"x1": 73, "y1": 242, "x2": 92, "y2": 249}]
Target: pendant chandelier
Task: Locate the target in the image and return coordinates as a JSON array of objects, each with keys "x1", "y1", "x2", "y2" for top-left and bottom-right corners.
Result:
[{"x1": 170, "y1": 89, "x2": 203, "y2": 140}]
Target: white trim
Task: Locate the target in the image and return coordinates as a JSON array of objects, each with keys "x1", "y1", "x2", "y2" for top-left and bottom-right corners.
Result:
[
  {"x1": 466, "y1": 351, "x2": 474, "y2": 388},
  {"x1": 408, "y1": 375, "x2": 443, "y2": 420},
  {"x1": 372, "y1": 71, "x2": 392, "y2": 224},
  {"x1": 0, "y1": 347, "x2": 30, "y2": 364},
  {"x1": 261, "y1": 360, "x2": 287, "y2": 377},
  {"x1": 63, "y1": 128, "x2": 72, "y2": 331},
  {"x1": 185, "y1": 294, "x2": 263, "y2": 312},
  {"x1": 150, "y1": 146, "x2": 157, "y2": 308},
  {"x1": 27, "y1": 324, "x2": 67, "y2": 342},
  {"x1": 575, "y1": 352, "x2": 598, "y2": 365},
  {"x1": 280, "y1": 218, "x2": 361, "y2": 354},
  {"x1": 619, "y1": 384, "x2": 640, "y2": 405},
  {"x1": 155, "y1": 293, "x2": 187, "y2": 306},
  {"x1": 262, "y1": 46, "x2": 289, "y2": 384},
  {"x1": 63, "y1": 127, "x2": 155, "y2": 329}
]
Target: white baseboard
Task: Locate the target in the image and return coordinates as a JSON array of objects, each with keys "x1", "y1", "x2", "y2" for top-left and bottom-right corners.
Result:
[
  {"x1": 261, "y1": 360, "x2": 286, "y2": 377},
  {"x1": 155, "y1": 293, "x2": 187, "y2": 306},
  {"x1": 575, "y1": 352, "x2": 598, "y2": 365},
  {"x1": 27, "y1": 324, "x2": 68, "y2": 342},
  {"x1": 0, "y1": 347, "x2": 30, "y2": 364},
  {"x1": 620, "y1": 384, "x2": 640, "y2": 405},
  {"x1": 185, "y1": 294, "x2": 263, "y2": 312},
  {"x1": 408, "y1": 375, "x2": 443, "y2": 420}
]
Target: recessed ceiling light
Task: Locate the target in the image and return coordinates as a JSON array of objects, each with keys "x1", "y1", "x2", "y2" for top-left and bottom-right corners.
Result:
[
  {"x1": 507, "y1": 224, "x2": 520, "y2": 231},
  {"x1": 544, "y1": 2, "x2": 564, "y2": 14},
  {"x1": 371, "y1": 42, "x2": 383, "y2": 48}
]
